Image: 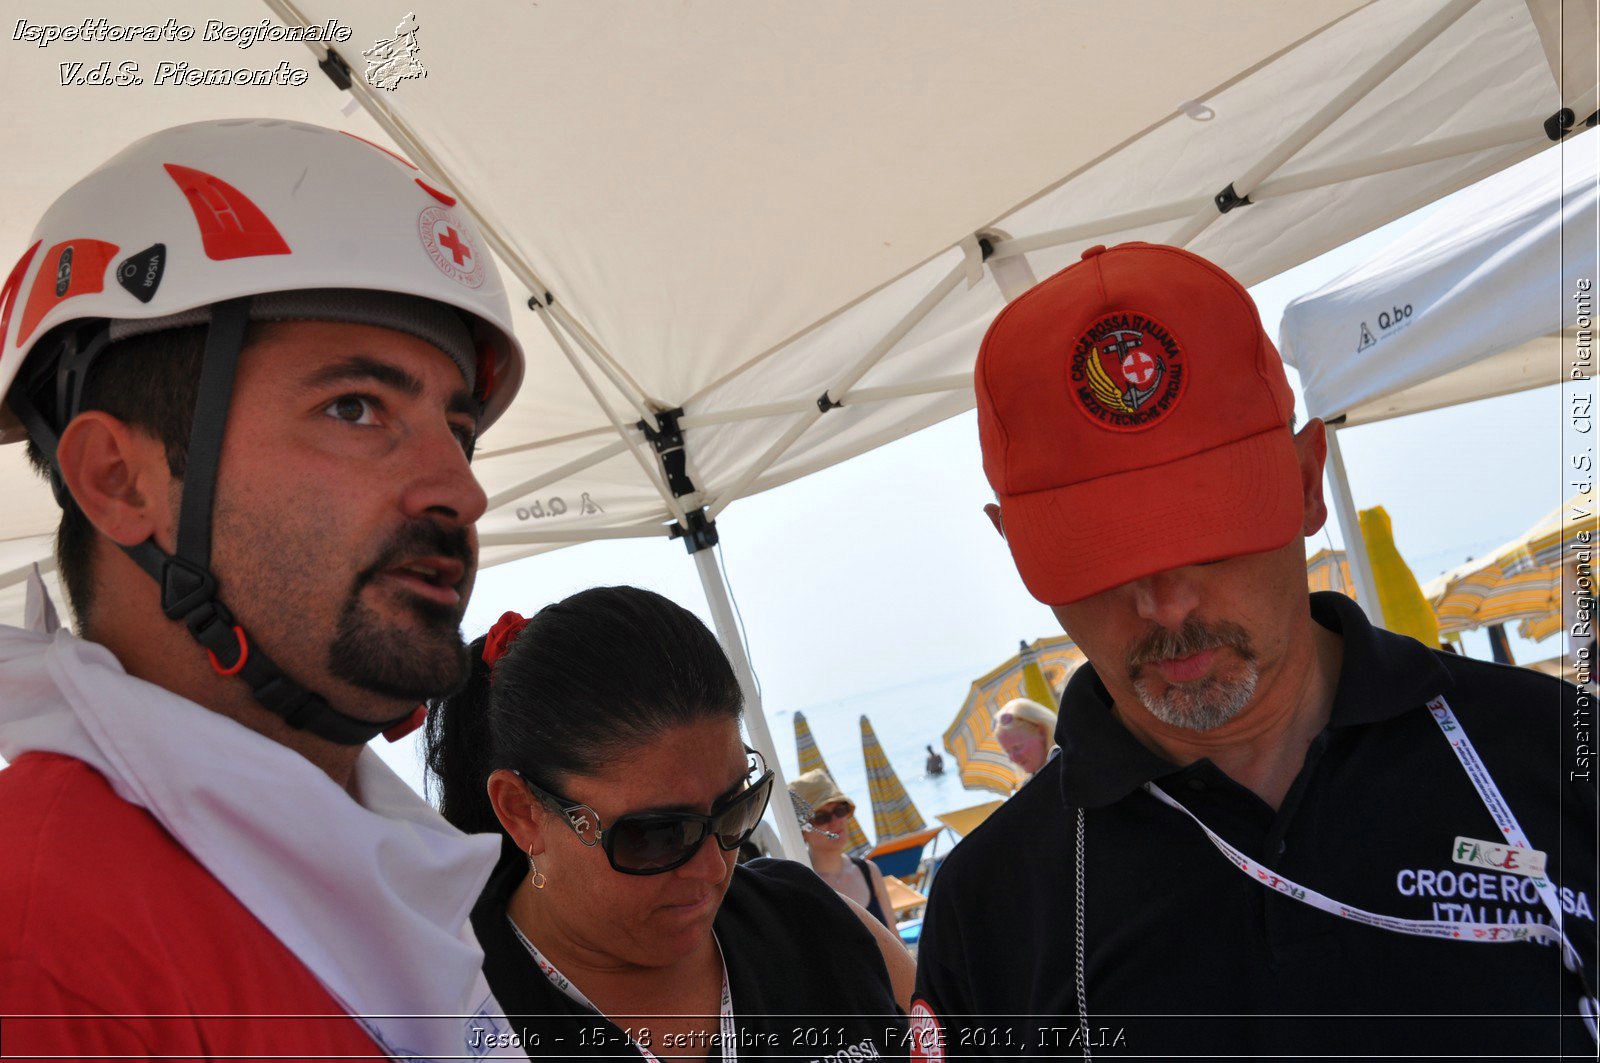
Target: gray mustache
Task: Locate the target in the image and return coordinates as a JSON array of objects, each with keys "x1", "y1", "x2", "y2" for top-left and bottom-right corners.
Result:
[{"x1": 1127, "y1": 618, "x2": 1254, "y2": 674}]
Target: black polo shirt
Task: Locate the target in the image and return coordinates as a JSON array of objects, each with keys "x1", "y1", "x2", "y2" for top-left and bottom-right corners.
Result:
[
  {"x1": 476, "y1": 855, "x2": 908, "y2": 1060},
  {"x1": 915, "y1": 592, "x2": 1597, "y2": 1058}
]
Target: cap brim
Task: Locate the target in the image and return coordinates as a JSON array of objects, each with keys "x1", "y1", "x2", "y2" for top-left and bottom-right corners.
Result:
[{"x1": 1001, "y1": 428, "x2": 1304, "y2": 604}]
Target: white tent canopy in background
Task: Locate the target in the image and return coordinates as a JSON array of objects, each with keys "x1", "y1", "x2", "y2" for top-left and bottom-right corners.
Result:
[
  {"x1": 1280, "y1": 136, "x2": 1599, "y2": 427},
  {"x1": 1279, "y1": 129, "x2": 1599, "y2": 623},
  {"x1": 1, "y1": 1, "x2": 1595, "y2": 852}
]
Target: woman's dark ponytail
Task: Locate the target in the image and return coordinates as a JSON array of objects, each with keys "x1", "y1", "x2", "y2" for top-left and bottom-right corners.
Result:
[{"x1": 424, "y1": 636, "x2": 506, "y2": 839}]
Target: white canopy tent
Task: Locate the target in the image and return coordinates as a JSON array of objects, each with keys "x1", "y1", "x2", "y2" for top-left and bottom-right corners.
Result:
[
  {"x1": 2, "y1": 1, "x2": 1595, "y2": 856},
  {"x1": 1279, "y1": 128, "x2": 1600, "y2": 625}
]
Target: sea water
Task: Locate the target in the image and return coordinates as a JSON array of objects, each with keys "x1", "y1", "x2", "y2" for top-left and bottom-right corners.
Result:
[{"x1": 766, "y1": 663, "x2": 999, "y2": 852}]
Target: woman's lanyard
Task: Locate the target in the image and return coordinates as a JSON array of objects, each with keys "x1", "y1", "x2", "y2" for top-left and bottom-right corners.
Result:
[
  {"x1": 508, "y1": 918, "x2": 738, "y2": 1062},
  {"x1": 1144, "y1": 694, "x2": 1597, "y2": 1043}
]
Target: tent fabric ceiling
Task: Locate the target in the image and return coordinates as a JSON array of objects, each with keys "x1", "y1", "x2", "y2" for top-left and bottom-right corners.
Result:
[
  {"x1": 3, "y1": 0, "x2": 1594, "y2": 621},
  {"x1": 1280, "y1": 129, "x2": 1600, "y2": 426}
]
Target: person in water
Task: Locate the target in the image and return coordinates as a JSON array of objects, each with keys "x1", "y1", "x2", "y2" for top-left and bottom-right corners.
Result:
[{"x1": 426, "y1": 586, "x2": 913, "y2": 1058}]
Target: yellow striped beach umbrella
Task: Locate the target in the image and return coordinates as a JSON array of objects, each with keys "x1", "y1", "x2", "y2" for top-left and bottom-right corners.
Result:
[
  {"x1": 792, "y1": 711, "x2": 871, "y2": 852},
  {"x1": 1306, "y1": 547, "x2": 1356, "y2": 599},
  {"x1": 1422, "y1": 492, "x2": 1593, "y2": 641},
  {"x1": 1497, "y1": 489, "x2": 1597, "y2": 576},
  {"x1": 793, "y1": 710, "x2": 830, "y2": 776},
  {"x1": 859, "y1": 715, "x2": 927, "y2": 841},
  {"x1": 945, "y1": 636, "x2": 1085, "y2": 796},
  {"x1": 1426, "y1": 553, "x2": 1564, "y2": 637},
  {"x1": 1518, "y1": 610, "x2": 1565, "y2": 642}
]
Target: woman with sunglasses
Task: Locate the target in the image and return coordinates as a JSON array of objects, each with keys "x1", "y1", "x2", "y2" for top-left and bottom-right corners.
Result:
[
  {"x1": 788, "y1": 770, "x2": 897, "y2": 928},
  {"x1": 426, "y1": 586, "x2": 912, "y2": 1059}
]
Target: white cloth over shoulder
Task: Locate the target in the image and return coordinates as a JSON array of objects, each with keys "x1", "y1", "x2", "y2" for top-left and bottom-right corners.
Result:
[{"x1": 0, "y1": 568, "x2": 521, "y2": 1060}]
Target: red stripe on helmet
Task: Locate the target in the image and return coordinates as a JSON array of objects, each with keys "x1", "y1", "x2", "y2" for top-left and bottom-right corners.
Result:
[
  {"x1": 1, "y1": 240, "x2": 42, "y2": 356},
  {"x1": 17, "y1": 239, "x2": 120, "y2": 347},
  {"x1": 341, "y1": 130, "x2": 419, "y2": 170},
  {"x1": 415, "y1": 178, "x2": 457, "y2": 206},
  {"x1": 164, "y1": 164, "x2": 291, "y2": 261}
]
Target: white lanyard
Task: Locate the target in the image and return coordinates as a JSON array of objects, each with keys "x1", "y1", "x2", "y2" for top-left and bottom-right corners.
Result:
[
  {"x1": 509, "y1": 918, "x2": 738, "y2": 1062},
  {"x1": 1424, "y1": 696, "x2": 1581, "y2": 969},
  {"x1": 1143, "y1": 693, "x2": 1597, "y2": 1042}
]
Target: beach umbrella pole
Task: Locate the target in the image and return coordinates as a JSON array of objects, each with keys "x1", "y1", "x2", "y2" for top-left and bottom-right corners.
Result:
[
  {"x1": 691, "y1": 544, "x2": 809, "y2": 861},
  {"x1": 1324, "y1": 425, "x2": 1389, "y2": 629}
]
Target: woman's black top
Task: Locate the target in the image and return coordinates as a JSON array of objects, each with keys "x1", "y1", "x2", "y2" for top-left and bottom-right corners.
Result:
[
  {"x1": 848, "y1": 856, "x2": 892, "y2": 927},
  {"x1": 474, "y1": 855, "x2": 907, "y2": 1060}
]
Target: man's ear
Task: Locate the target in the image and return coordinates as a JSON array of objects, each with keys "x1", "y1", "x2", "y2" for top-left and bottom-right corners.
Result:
[
  {"x1": 54, "y1": 412, "x2": 172, "y2": 548},
  {"x1": 487, "y1": 769, "x2": 548, "y2": 857},
  {"x1": 983, "y1": 502, "x2": 1006, "y2": 539},
  {"x1": 1293, "y1": 418, "x2": 1330, "y2": 537}
]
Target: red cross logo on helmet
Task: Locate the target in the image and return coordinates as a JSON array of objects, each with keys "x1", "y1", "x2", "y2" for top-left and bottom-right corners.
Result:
[
  {"x1": 437, "y1": 226, "x2": 471, "y2": 266},
  {"x1": 418, "y1": 205, "x2": 485, "y2": 289}
]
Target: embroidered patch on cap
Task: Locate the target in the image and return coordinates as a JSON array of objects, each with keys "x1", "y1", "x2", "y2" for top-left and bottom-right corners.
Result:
[
  {"x1": 1067, "y1": 311, "x2": 1187, "y2": 431},
  {"x1": 418, "y1": 205, "x2": 485, "y2": 289}
]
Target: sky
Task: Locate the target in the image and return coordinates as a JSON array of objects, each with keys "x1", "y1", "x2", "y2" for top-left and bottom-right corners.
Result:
[{"x1": 374, "y1": 177, "x2": 1590, "y2": 799}]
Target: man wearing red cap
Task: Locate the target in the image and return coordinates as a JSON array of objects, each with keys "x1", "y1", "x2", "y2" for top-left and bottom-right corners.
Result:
[{"x1": 911, "y1": 243, "x2": 1596, "y2": 1058}]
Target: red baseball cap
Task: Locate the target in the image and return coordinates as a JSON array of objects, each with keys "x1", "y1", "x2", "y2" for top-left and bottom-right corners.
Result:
[{"x1": 976, "y1": 242, "x2": 1301, "y2": 605}]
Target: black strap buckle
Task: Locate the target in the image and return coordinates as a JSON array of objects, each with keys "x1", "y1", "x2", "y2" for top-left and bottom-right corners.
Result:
[{"x1": 160, "y1": 554, "x2": 219, "y2": 622}]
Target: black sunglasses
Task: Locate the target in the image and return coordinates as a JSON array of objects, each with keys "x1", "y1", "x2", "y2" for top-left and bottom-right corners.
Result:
[
  {"x1": 517, "y1": 749, "x2": 775, "y2": 876},
  {"x1": 809, "y1": 803, "x2": 854, "y2": 827}
]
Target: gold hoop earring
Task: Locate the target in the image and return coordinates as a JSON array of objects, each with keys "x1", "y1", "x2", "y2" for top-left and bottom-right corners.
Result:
[{"x1": 527, "y1": 845, "x2": 547, "y2": 890}]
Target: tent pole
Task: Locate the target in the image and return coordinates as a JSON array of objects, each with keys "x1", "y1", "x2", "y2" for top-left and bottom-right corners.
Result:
[
  {"x1": 990, "y1": 121, "x2": 1539, "y2": 264},
  {"x1": 1324, "y1": 424, "x2": 1388, "y2": 629},
  {"x1": 485, "y1": 439, "x2": 631, "y2": 511},
  {"x1": 706, "y1": 256, "x2": 969, "y2": 520},
  {"x1": 545, "y1": 300, "x2": 664, "y2": 425},
  {"x1": 678, "y1": 374, "x2": 974, "y2": 430},
  {"x1": 0, "y1": 554, "x2": 57, "y2": 595},
  {"x1": 535, "y1": 305, "x2": 692, "y2": 526},
  {"x1": 691, "y1": 546, "x2": 809, "y2": 862},
  {"x1": 478, "y1": 523, "x2": 665, "y2": 547},
  {"x1": 1168, "y1": 0, "x2": 1478, "y2": 248}
]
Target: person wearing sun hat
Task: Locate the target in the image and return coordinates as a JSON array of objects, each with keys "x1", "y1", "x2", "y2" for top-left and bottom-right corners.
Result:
[
  {"x1": 789, "y1": 769, "x2": 898, "y2": 928},
  {"x1": 911, "y1": 242, "x2": 1597, "y2": 1057}
]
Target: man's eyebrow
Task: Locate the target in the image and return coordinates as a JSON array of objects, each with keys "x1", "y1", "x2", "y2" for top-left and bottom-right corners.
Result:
[
  {"x1": 301, "y1": 356, "x2": 476, "y2": 420},
  {"x1": 301, "y1": 356, "x2": 423, "y2": 397}
]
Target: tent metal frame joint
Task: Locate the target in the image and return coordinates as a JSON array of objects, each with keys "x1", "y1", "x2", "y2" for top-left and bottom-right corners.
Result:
[
  {"x1": 1214, "y1": 182, "x2": 1253, "y2": 213},
  {"x1": 315, "y1": 46, "x2": 352, "y2": 91},
  {"x1": 638, "y1": 405, "x2": 696, "y2": 498},
  {"x1": 1547, "y1": 107, "x2": 1600, "y2": 142},
  {"x1": 670, "y1": 508, "x2": 720, "y2": 555},
  {"x1": 636, "y1": 405, "x2": 721, "y2": 554}
]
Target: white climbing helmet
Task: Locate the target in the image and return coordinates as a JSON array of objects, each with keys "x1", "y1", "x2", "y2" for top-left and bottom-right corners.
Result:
[{"x1": 0, "y1": 117, "x2": 524, "y2": 444}]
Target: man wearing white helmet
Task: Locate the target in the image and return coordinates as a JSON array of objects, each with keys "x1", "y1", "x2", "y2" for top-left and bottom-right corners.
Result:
[{"x1": 0, "y1": 120, "x2": 530, "y2": 1058}]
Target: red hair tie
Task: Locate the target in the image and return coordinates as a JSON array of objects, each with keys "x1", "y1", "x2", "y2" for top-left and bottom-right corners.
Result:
[{"x1": 482, "y1": 611, "x2": 528, "y2": 670}]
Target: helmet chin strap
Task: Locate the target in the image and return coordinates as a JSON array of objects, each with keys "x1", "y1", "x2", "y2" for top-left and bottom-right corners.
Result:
[{"x1": 30, "y1": 298, "x2": 415, "y2": 746}]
